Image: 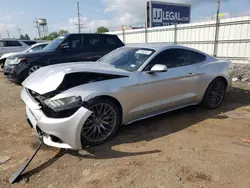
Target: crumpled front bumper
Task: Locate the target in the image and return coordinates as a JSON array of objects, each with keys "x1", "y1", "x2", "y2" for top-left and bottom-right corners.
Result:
[
  {"x1": 21, "y1": 88, "x2": 92, "y2": 150},
  {"x1": 3, "y1": 62, "x2": 28, "y2": 83}
]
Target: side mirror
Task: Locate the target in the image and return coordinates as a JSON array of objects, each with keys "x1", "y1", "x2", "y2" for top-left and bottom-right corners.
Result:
[
  {"x1": 148, "y1": 64, "x2": 168, "y2": 74},
  {"x1": 59, "y1": 44, "x2": 70, "y2": 49}
]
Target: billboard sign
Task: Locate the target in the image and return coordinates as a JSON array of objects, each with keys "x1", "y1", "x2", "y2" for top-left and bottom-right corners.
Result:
[{"x1": 147, "y1": 1, "x2": 191, "y2": 27}]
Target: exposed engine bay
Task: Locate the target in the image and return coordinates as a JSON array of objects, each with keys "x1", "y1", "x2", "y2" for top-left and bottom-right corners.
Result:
[{"x1": 27, "y1": 72, "x2": 127, "y2": 118}]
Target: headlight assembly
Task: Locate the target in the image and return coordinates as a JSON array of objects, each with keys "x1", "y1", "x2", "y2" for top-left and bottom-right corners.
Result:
[
  {"x1": 9, "y1": 58, "x2": 26, "y2": 65},
  {"x1": 44, "y1": 96, "x2": 82, "y2": 112}
]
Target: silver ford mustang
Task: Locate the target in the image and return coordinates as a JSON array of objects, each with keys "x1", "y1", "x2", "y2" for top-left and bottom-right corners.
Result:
[{"x1": 21, "y1": 44, "x2": 234, "y2": 150}]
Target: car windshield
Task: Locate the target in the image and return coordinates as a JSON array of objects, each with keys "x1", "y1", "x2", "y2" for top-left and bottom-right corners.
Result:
[
  {"x1": 42, "y1": 36, "x2": 66, "y2": 51},
  {"x1": 98, "y1": 47, "x2": 155, "y2": 72}
]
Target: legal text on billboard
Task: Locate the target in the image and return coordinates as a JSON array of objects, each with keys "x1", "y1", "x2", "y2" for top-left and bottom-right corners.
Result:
[{"x1": 153, "y1": 8, "x2": 189, "y2": 23}]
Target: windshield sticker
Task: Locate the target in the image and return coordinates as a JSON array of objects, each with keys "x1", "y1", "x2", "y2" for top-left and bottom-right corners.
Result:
[
  {"x1": 59, "y1": 36, "x2": 65, "y2": 39},
  {"x1": 136, "y1": 50, "x2": 152, "y2": 55},
  {"x1": 130, "y1": 64, "x2": 136, "y2": 68}
]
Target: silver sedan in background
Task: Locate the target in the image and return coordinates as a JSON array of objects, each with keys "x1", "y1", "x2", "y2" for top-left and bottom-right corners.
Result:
[{"x1": 21, "y1": 44, "x2": 234, "y2": 150}]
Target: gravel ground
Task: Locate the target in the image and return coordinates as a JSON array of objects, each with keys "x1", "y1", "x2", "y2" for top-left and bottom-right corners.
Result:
[
  {"x1": 233, "y1": 64, "x2": 250, "y2": 83},
  {"x1": 1, "y1": 73, "x2": 250, "y2": 188}
]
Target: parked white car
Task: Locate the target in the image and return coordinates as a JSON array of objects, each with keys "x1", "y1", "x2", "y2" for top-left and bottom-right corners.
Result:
[
  {"x1": 0, "y1": 39, "x2": 33, "y2": 57},
  {"x1": 0, "y1": 42, "x2": 49, "y2": 69}
]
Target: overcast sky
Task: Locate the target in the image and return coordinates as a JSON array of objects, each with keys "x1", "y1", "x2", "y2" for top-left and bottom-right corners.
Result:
[{"x1": 0, "y1": 0, "x2": 249, "y2": 39}]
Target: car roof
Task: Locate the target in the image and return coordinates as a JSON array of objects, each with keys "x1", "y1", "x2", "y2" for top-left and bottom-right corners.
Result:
[
  {"x1": 124, "y1": 43, "x2": 216, "y2": 60},
  {"x1": 0, "y1": 39, "x2": 36, "y2": 42},
  {"x1": 67, "y1": 33, "x2": 117, "y2": 36},
  {"x1": 125, "y1": 43, "x2": 179, "y2": 51},
  {"x1": 31, "y1": 42, "x2": 49, "y2": 47}
]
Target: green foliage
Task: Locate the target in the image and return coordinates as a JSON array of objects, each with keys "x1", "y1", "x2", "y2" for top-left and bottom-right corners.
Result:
[
  {"x1": 37, "y1": 30, "x2": 69, "y2": 41},
  {"x1": 58, "y1": 29, "x2": 69, "y2": 36},
  {"x1": 96, "y1": 26, "x2": 109, "y2": 33},
  {"x1": 19, "y1": 34, "x2": 25, "y2": 40},
  {"x1": 24, "y1": 34, "x2": 30, "y2": 40}
]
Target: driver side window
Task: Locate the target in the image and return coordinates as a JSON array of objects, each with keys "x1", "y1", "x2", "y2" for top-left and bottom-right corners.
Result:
[
  {"x1": 61, "y1": 35, "x2": 83, "y2": 49},
  {"x1": 144, "y1": 49, "x2": 192, "y2": 71}
]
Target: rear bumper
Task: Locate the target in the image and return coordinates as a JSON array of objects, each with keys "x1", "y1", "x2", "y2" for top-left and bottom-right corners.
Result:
[{"x1": 21, "y1": 88, "x2": 92, "y2": 150}]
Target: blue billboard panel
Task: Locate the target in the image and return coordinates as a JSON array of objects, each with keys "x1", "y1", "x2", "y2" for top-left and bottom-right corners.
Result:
[{"x1": 150, "y1": 1, "x2": 191, "y2": 27}]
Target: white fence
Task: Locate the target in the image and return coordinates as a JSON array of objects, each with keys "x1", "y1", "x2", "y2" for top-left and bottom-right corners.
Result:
[{"x1": 108, "y1": 16, "x2": 250, "y2": 64}]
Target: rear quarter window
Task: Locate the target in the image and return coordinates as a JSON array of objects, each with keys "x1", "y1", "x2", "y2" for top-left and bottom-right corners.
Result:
[
  {"x1": 190, "y1": 51, "x2": 206, "y2": 64},
  {"x1": 104, "y1": 35, "x2": 124, "y2": 47}
]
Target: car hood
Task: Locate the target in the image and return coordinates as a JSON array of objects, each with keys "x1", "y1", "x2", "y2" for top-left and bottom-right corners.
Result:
[
  {"x1": 22, "y1": 62, "x2": 131, "y2": 95},
  {"x1": 10, "y1": 50, "x2": 51, "y2": 58},
  {"x1": 0, "y1": 52, "x2": 20, "y2": 59}
]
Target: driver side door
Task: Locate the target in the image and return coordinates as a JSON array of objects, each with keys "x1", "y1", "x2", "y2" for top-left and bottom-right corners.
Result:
[
  {"x1": 49, "y1": 34, "x2": 85, "y2": 64},
  {"x1": 135, "y1": 48, "x2": 199, "y2": 118}
]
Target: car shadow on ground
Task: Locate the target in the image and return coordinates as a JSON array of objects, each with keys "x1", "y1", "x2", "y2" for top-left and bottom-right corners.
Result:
[
  {"x1": 71, "y1": 86, "x2": 250, "y2": 159},
  {"x1": 20, "y1": 87, "x2": 250, "y2": 181}
]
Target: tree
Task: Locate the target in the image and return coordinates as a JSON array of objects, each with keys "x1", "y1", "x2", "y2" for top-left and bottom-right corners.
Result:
[
  {"x1": 48, "y1": 32, "x2": 59, "y2": 39},
  {"x1": 19, "y1": 34, "x2": 25, "y2": 40},
  {"x1": 40, "y1": 32, "x2": 59, "y2": 40},
  {"x1": 96, "y1": 26, "x2": 109, "y2": 33},
  {"x1": 37, "y1": 30, "x2": 68, "y2": 41},
  {"x1": 24, "y1": 34, "x2": 30, "y2": 40},
  {"x1": 58, "y1": 29, "x2": 69, "y2": 36}
]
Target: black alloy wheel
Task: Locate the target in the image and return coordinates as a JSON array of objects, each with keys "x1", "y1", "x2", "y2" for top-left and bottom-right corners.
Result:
[
  {"x1": 81, "y1": 98, "x2": 121, "y2": 146},
  {"x1": 201, "y1": 78, "x2": 227, "y2": 109}
]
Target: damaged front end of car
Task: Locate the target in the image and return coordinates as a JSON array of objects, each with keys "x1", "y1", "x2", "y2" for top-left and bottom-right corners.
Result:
[
  {"x1": 27, "y1": 89, "x2": 83, "y2": 119},
  {"x1": 26, "y1": 71, "x2": 127, "y2": 118},
  {"x1": 21, "y1": 65, "x2": 129, "y2": 149}
]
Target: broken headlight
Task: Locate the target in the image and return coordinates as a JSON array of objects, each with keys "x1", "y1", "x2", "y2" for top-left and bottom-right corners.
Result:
[{"x1": 44, "y1": 96, "x2": 82, "y2": 112}]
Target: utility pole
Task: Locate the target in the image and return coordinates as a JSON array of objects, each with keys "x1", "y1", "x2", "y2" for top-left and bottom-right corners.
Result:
[
  {"x1": 76, "y1": 2, "x2": 83, "y2": 33},
  {"x1": 17, "y1": 27, "x2": 21, "y2": 38},
  {"x1": 34, "y1": 18, "x2": 41, "y2": 38},
  {"x1": 214, "y1": 0, "x2": 220, "y2": 57},
  {"x1": 6, "y1": 29, "x2": 10, "y2": 38}
]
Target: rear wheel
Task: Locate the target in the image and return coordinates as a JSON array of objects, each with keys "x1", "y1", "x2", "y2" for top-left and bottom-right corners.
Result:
[
  {"x1": 81, "y1": 98, "x2": 121, "y2": 146},
  {"x1": 201, "y1": 78, "x2": 227, "y2": 109}
]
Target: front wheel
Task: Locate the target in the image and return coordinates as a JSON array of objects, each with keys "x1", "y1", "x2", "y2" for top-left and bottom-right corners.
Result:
[
  {"x1": 201, "y1": 78, "x2": 227, "y2": 109},
  {"x1": 81, "y1": 98, "x2": 121, "y2": 146},
  {"x1": 28, "y1": 65, "x2": 42, "y2": 75}
]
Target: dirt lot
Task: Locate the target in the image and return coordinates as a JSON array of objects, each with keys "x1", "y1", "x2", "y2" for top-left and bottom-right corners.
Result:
[{"x1": 1, "y1": 73, "x2": 250, "y2": 188}]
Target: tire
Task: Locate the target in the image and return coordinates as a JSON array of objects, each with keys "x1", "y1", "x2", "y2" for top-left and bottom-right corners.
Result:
[
  {"x1": 81, "y1": 98, "x2": 121, "y2": 146},
  {"x1": 28, "y1": 64, "x2": 42, "y2": 75},
  {"x1": 0, "y1": 58, "x2": 6, "y2": 69},
  {"x1": 201, "y1": 78, "x2": 227, "y2": 109}
]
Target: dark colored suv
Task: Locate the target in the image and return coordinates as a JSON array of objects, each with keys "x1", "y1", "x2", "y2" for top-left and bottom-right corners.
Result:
[{"x1": 3, "y1": 33, "x2": 124, "y2": 84}]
